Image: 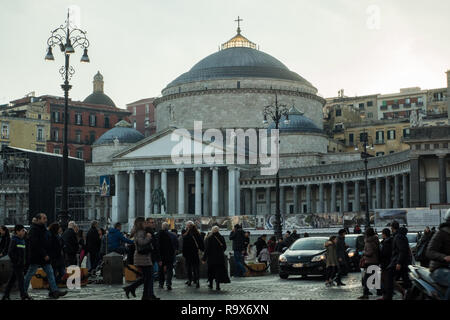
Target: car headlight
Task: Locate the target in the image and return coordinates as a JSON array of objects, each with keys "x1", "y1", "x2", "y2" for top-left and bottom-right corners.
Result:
[
  {"x1": 348, "y1": 251, "x2": 355, "y2": 258},
  {"x1": 311, "y1": 255, "x2": 325, "y2": 262},
  {"x1": 279, "y1": 255, "x2": 287, "y2": 263}
]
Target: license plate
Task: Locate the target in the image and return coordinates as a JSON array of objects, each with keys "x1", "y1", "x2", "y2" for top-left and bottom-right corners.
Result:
[{"x1": 293, "y1": 263, "x2": 303, "y2": 268}]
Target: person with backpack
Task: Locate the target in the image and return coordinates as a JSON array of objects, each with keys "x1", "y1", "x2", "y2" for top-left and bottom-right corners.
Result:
[
  {"x1": 415, "y1": 226, "x2": 432, "y2": 267},
  {"x1": 1, "y1": 225, "x2": 32, "y2": 300}
]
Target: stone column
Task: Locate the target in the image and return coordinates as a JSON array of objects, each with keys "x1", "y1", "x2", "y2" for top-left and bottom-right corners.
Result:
[
  {"x1": 153, "y1": 172, "x2": 160, "y2": 214},
  {"x1": 211, "y1": 167, "x2": 219, "y2": 217},
  {"x1": 235, "y1": 169, "x2": 241, "y2": 215},
  {"x1": 252, "y1": 188, "x2": 257, "y2": 215},
  {"x1": 376, "y1": 178, "x2": 382, "y2": 209},
  {"x1": 112, "y1": 173, "x2": 119, "y2": 222},
  {"x1": 280, "y1": 186, "x2": 285, "y2": 215},
  {"x1": 103, "y1": 197, "x2": 109, "y2": 223},
  {"x1": 394, "y1": 174, "x2": 400, "y2": 208},
  {"x1": 354, "y1": 181, "x2": 360, "y2": 212},
  {"x1": 439, "y1": 155, "x2": 448, "y2": 204},
  {"x1": 318, "y1": 184, "x2": 324, "y2": 213},
  {"x1": 343, "y1": 182, "x2": 348, "y2": 212},
  {"x1": 0, "y1": 193, "x2": 5, "y2": 225},
  {"x1": 331, "y1": 182, "x2": 336, "y2": 212},
  {"x1": 293, "y1": 185, "x2": 299, "y2": 214},
  {"x1": 128, "y1": 170, "x2": 136, "y2": 227},
  {"x1": 89, "y1": 193, "x2": 96, "y2": 220},
  {"x1": 402, "y1": 174, "x2": 409, "y2": 208},
  {"x1": 177, "y1": 168, "x2": 185, "y2": 214},
  {"x1": 160, "y1": 169, "x2": 167, "y2": 214},
  {"x1": 144, "y1": 170, "x2": 152, "y2": 218},
  {"x1": 410, "y1": 157, "x2": 420, "y2": 207},
  {"x1": 228, "y1": 167, "x2": 236, "y2": 216},
  {"x1": 16, "y1": 193, "x2": 22, "y2": 221},
  {"x1": 367, "y1": 179, "x2": 372, "y2": 210},
  {"x1": 385, "y1": 176, "x2": 391, "y2": 209},
  {"x1": 265, "y1": 187, "x2": 271, "y2": 215},
  {"x1": 194, "y1": 168, "x2": 202, "y2": 216},
  {"x1": 245, "y1": 189, "x2": 251, "y2": 215},
  {"x1": 306, "y1": 184, "x2": 312, "y2": 214},
  {"x1": 203, "y1": 169, "x2": 210, "y2": 216}
]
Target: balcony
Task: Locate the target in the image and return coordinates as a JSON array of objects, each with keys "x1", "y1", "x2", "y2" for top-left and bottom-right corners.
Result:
[
  {"x1": 392, "y1": 104, "x2": 400, "y2": 109},
  {"x1": 380, "y1": 105, "x2": 388, "y2": 111},
  {"x1": 374, "y1": 139, "x2": 385, "y2": 145},
  {"x1": 404, "y1": 103, "x2": 411, "y2": 108}
]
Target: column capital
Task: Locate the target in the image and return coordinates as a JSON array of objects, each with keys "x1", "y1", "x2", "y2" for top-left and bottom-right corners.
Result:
[
  {"x1": 438, "y1": 154, "x2": 448, "y2": 159},
  {"x1": 159, "y1": 168, "x2": 167, "y2": 173},
  {"x1": 210, "y1": 166, "x2": 219, "y2": 171},
  {"x1": 143, "y1": 169, "x2": 151, "y2": 174},
  {"x1": 176, "y1": 168, "x2": 185, "y2": 172},
  {"x1": 193, "y1": 167, "x2": 202, "y2": 172},
  {"x1": 127, "y1": 170, "x2": 135, "y2": 175}
]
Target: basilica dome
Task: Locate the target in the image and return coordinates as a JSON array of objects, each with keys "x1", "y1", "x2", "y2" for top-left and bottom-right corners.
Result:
[{"x1": 94, "y1": 120, "x2": 144, "y2": 145}]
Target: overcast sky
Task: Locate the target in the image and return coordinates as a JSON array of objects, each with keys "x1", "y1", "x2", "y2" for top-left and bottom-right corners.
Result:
[{"x1": 1, "y1": 0, "x2": 449, "y2": 108}]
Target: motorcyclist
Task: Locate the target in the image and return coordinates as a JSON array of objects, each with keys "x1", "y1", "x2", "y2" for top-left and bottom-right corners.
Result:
[{"x1": 426, "y1": 209, "x2": 450, "y2": 300}]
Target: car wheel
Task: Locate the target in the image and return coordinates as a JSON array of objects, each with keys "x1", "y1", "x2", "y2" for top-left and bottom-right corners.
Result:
[{"x1": 279, "y1": 273, "x2": 289, "y2": 279}]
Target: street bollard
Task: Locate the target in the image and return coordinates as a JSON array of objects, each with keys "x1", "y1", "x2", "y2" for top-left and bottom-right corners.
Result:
[
  {"x1": 270, "y1": 252, "x2": 280, "y2": 274},
  {"x1": 102, "y1": 252, "x2": 124, "y2": 285}
]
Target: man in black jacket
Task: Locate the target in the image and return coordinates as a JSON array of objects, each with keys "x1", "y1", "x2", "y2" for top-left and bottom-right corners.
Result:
[
  {"x1": 379, "y1": 228, "x2": 393, "y2": 300},
  {"x1": 229, "y1": 224, "x2": 246, "y2": 277},
  {"x1": 426, "y1": 210, "x2": 450, "y2": 300},
  {"x1": 23, "y1": 214, "x2": 67, "y2": 299},
  {"x1": 384, "y1": 221, "x2": 412, "y2": 300},
  {"x1": 1, "y1": 225, "x2": 32, "y2": 300},
  {"x1": 255, "y1": 235, "x2": 267, "y2": 257},
  {"x1": 335, "y1": 229, "x2": 348, "y2": 286},
  {"x1": 62, "y1": 221, "x2": 79, "y2": 266},
  {"x1": 158, "y1": 222, "x2": 177, "y2": 290},
  {"x1": 86, "y1": 221, "x2": 101, "y2": 273}
]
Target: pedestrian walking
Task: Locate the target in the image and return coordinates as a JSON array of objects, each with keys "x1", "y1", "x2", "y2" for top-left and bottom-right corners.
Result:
[
  {"x1": 158, "y1": 222, "x2": 177, "y2": 290},
  {"x1": 62, "y1": 221, "x2": 79, "y2": 266},
  {"x1": 23, "y1": 213, "x2": 67, "y2": 299},
  {"x1": 384, "y1": 221, "x2": 412, "y2": 300},
  {"x1": 415, "y1": 226, "x2": 432, "y2": 267},
  {"x1": 335, "y1": 229, "x2": 348, "y2": 286},
  {"x1": 258, "y1": 245, "x2": 270, "y2": 266},
  {"x1": 202, "y1": 226, "x2": 230, "y2": 291},
  {"x1": 426, "y1": 209, "x2": 450, "y2": 300},
  {"x1": 47, "y1": 223, "x2": 65, "y2": 284},
  {"x1": 0, "y1": 225, "x2": 11, "y2": 257},
  {"x1": 325, "y1": 236, "x2": 338, "y2": 287},
  {"x1": 358, "y1": 228, "x2": 380, "y2": 300},
  {"x1": 123, "y1": 217, "x2": 159, "y2": 300},
  {"x1": 243, "y1": 231, "x2": 251, "y2": 256},
  {"x1": 378, "y1": 228, "x2": 393, "y2": 300},
  {"x1": 86, "y1": 221, "x2": 101, "y2": 273},
  {"x1": 182, "y1": 221, "x2": 204, "y2": 288},
  {"x1": 255, "y1": 234, "x2": 267, "y2": 257},
  {"x1": 274, "y1": 237, "x2": 285, "y2": 253},
  {"x1": 229, "y1": 224, "x2": 246, "y2": 277},
  {"x1": 145, "y1": 218, "x2": 161, "y2": 280},
  {"x1": 1, "y1": 225, "x2": 32, "y2": 300},
  {"x1": 107, "y1": 222, "x2": 134, "y2": 254},
  {"x1": 77, "y1": 229, "x2": 86, "y2": 266}
]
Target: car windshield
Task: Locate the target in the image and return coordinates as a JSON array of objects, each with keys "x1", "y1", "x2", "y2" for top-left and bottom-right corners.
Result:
[
  {"x1": 407, "y1": 234, "x2": 417, "y2": 243},
  {"x1": 290, "y1": 238, "x2": 327, "y2": 251},
  {"x1": 345, "y1": 236, "x2": 357, "y2": 249}
]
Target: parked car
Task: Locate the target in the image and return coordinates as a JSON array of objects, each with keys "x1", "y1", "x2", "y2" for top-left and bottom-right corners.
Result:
[{"x1": 278, "y1": 237, "x2": 328, "y2": 279}]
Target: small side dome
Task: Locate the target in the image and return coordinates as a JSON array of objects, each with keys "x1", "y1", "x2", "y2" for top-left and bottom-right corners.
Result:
[
  {"x1": 94, "y1": 120, "x2": 144, "y2": 145},
  {"x1": 268, "y1": 106, "x2": 323, "y2": 134}
]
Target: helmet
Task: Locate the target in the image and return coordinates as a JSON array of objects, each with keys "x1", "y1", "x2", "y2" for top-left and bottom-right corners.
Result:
[{"x1": 445, "y1": 209, "x2": 450, "y2": 222}]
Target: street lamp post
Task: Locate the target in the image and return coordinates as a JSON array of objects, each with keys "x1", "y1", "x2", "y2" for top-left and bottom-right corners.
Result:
[
  {"x1": 263, "y1": 92, "x2": 290, "y2": 239},
  {"x1": 45, "y1": 10, "x2": 90, "y2": 229},
  {"x1": 355, "y1": 132, "x2": 373, "y2": 228}
]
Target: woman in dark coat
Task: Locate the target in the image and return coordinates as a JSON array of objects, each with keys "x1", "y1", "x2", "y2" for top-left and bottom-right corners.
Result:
[
  {"x1": 0, "y1": 226, "x2": 11, "y2": 257},
  {"x1": 182, "y1": 221, "x2": 204, "y2": 288},
  {"x1": 48, "y1": 223, "x2": 66, "y2": 284},
  {"x1": 202, "y1": 226, "x2": 230, "y2": 291}
]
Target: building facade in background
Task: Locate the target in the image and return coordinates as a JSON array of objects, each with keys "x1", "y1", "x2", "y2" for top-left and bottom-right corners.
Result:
[{"x1": 126, "y1": 97, "x2": 157, "y2": 137}]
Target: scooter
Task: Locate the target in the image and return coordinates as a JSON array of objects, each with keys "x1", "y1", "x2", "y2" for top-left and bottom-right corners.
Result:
[{"x1": 406, "y1": 265, "x2": 447, "y2": 300}]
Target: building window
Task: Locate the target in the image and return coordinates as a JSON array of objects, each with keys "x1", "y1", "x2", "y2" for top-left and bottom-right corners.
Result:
[
  {"x1": 54, "y1": 147, "x2": 60, "y2": 154},
  {"x1": 403, "y1": 128, "x2": 410, "y2": 138},
  {"x1": 75, "y1": 113, "x2": 82, "y2": 125},
  {"x1": 359, "y1": 132, "x2": 368, "y2": 143},
  {"x1": 424, "y1": 144, "x2": 430, "y2": 150},
  {"x1": 52, "y1": 129, "x2": 59, "y2": 141},
  {"x1": 387, "y1": 130, "x2": 396, "y2": 140},
  {"x1": 237, "y1": 81, "x2": 241, "y2": 89},
  {"x1": 335, "y1": 109, "x2": 342, "y2": 117},
  {"x1": 376, "y1": 152, "x2": 385, "y2": 157},
  {"x1": 133, "y1": 120, "x2": 136, "y2": 129},
  {"x1": 38, "y1": 114, "x2": 42, "y2": 119},
  {"x1": 367, "y1": 101, "x2": 373, "y2": 107},
  {"x1": 144, "y1": 119, "x2": 150, "y2": 128},
  {"x1": 133, "y1": 107, "x2": 136, "y2": 116},
  {"x1": 1, "y1": 123, "x2": 9, "y2": 139},
  {"x1": 415, "y1": 144, "x2": 421, "y2": 150},
  {"x1": 104, "y1": 116, "x2": 110, "y2": 129},
  {"x1": 359, "y1": 103, "x2": 365, "y2": 110},
  {"x1": 37, "y1": 127, "x2": 44, "y2": 141},
  {"x1": 348, "y1": 133, "x2": 354, "y2": 145},
  {"x1": 89, "y1": 132, "x2": 96, "y2": 144},
  {"x1": 389, "y1": 150, "x2": 395, "y2": 154},
  {"x1": 53, "y1": 111, "x2": 60, "y2": 123},
  {"x1": 36, "y1": 146, "x2": 45, "y2": 152},
  {"x1": 367, "y1": 112, "x2": 373, "y2": 118},
  {"x1": 434, "y1": 143, "x2": 440, "y2": 149},
  {"x1": 145, "y1": 104, "x2": 149, "y2": 114},
  {"x1": 75, "y1": 131, "x2": 81, "y2": 143},
  {"x1": 89, "y1": 114, "x2": 97, "y2": 127},
  {"x1": 76, "y1": 149, "x2": 84, "y2": 159},
  {"x1": 376, "y1": 131, "x2": 384, "y2": 143}
]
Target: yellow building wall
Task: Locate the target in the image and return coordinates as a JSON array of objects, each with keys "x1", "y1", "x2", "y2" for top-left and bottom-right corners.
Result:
[{"x1": 0, "y1": 117, "x2": 50, "y2": 151}]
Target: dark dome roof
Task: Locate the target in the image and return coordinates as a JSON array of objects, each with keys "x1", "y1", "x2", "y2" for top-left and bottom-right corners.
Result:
[
  {"x1": 166, "y1": 47, "x2": 313, "y2": 88},
  {"x1": 94, "y1": 120, "x2": 144, "y2": 145},
  {"x1": 83, "y1": 92, "x2": 116, "y2": 107},
  {"x1": 268, "y1": 107, "x2": 323, "y2": 134}
]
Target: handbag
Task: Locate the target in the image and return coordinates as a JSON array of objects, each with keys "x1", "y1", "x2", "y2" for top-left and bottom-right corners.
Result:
[
  {"x1": 192, "y1": 234, "x2": 202, "y2": 258},
  {"x1": 137, "y1": 237, "x2": 153, "y2": 255}
]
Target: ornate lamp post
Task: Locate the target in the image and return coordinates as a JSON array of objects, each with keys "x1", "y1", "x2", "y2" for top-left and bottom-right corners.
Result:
[
  {"x1": 263, "y1": 92, "x2": 290, "y2": 239},
  {"x1": 45, "y1": 10, "x2": 90, "y2": 228},
  {"x1": 355, "y1": 131, "x2": 374, "y2": 227}
]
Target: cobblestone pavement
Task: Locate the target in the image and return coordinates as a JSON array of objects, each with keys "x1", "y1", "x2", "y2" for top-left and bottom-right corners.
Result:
[{"x1": 24, "y1": 272, "x2": 400, "y2": 300}]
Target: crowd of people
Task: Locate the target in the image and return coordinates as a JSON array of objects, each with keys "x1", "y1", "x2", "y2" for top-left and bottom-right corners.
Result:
[{"x1": 0, "y1": 210, "x2": 449, "y2": 300}]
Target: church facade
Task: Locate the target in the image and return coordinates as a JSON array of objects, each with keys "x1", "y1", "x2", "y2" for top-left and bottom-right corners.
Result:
[{"x1": 85, "y1": 27, "x2": 450, "y2": 230}]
